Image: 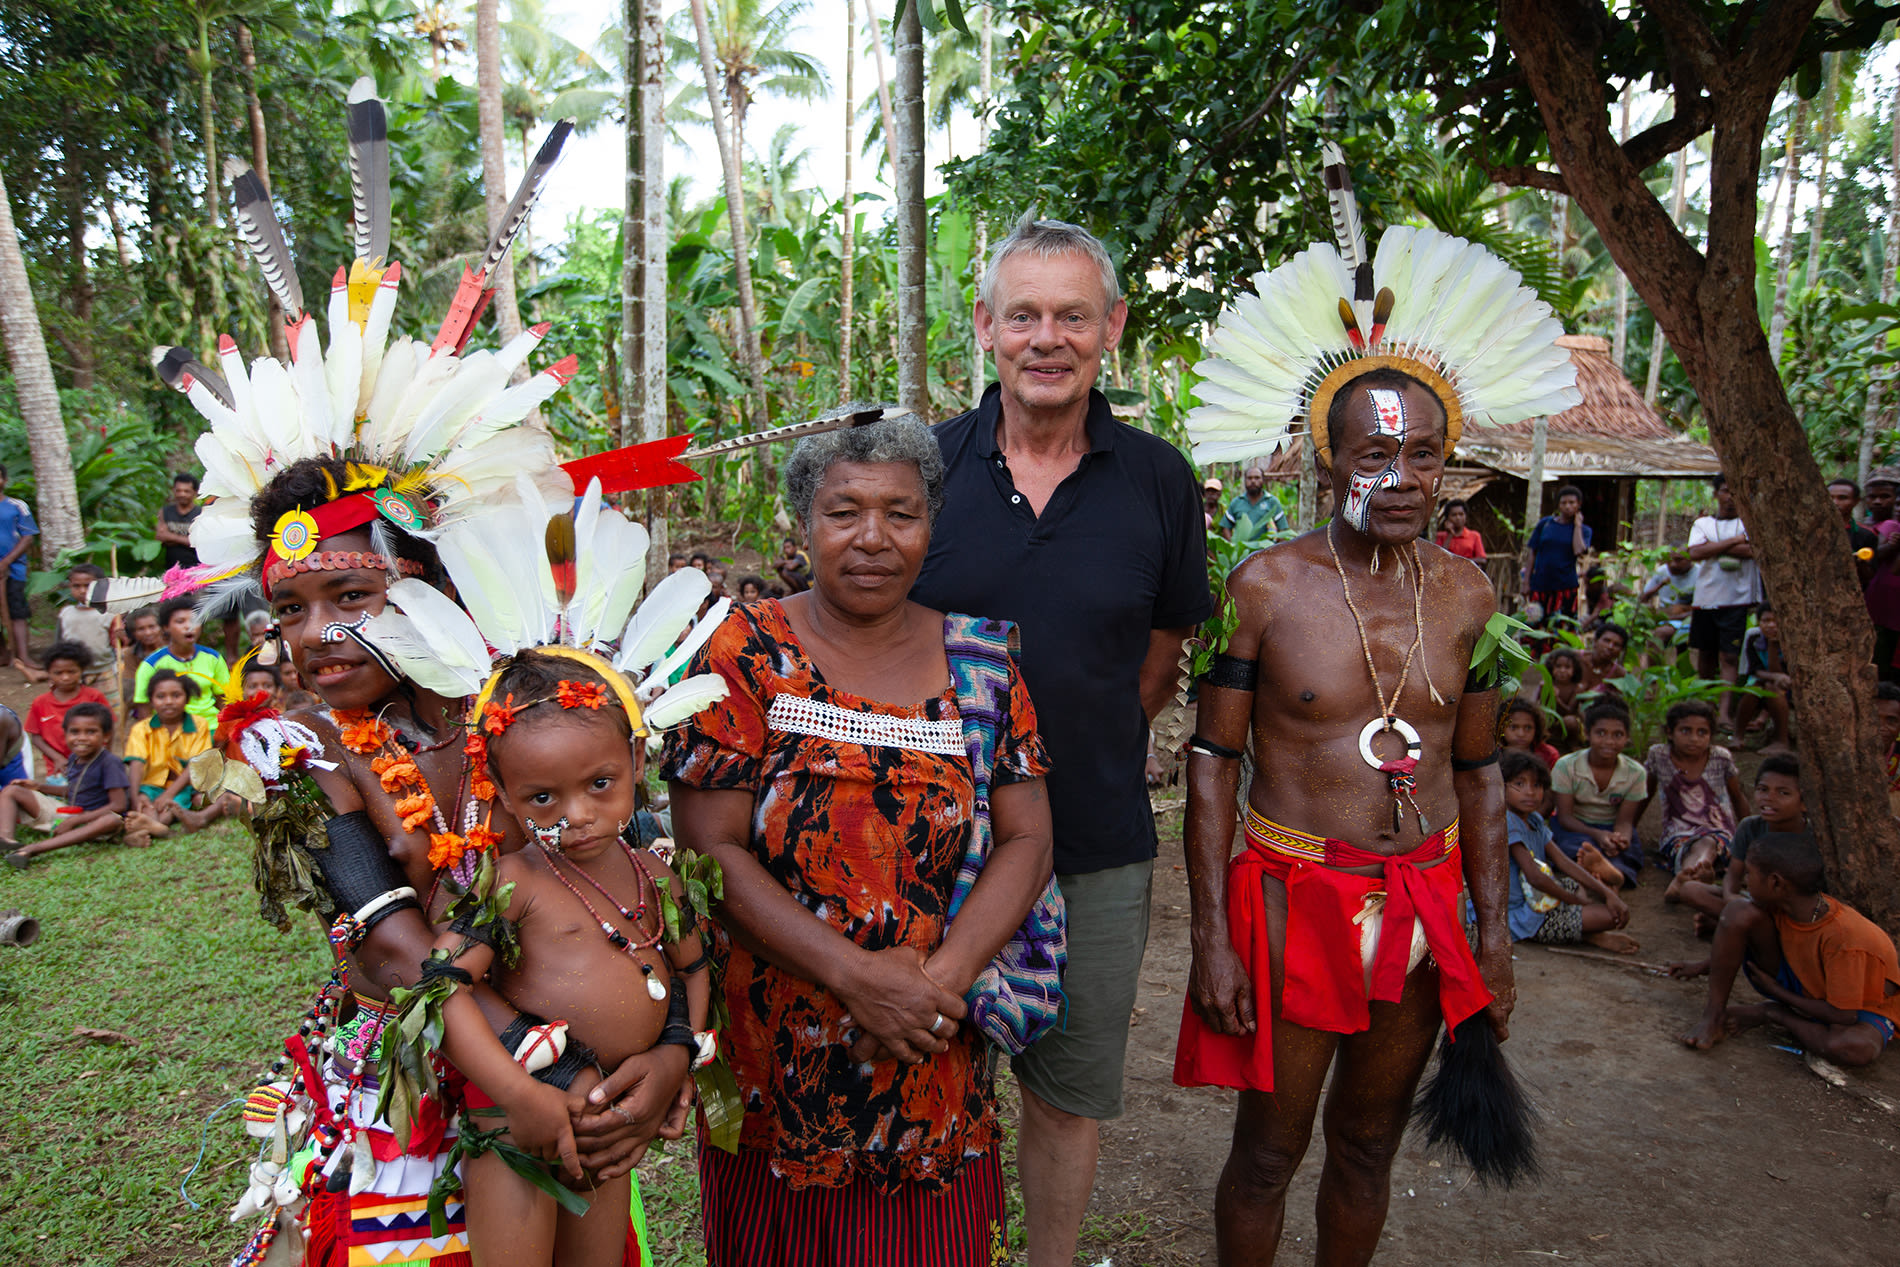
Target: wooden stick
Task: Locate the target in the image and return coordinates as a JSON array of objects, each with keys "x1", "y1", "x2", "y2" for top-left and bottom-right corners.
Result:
[{"x1": 1539, "y1": 945, "x2": 1675, "y2": 974}]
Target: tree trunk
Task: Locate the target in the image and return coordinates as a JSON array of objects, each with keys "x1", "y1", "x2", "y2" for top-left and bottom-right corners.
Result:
[
  {"x1": 972, "y1": 4, "x2": 992, "y2": 395},
  {"x1": 195, "y1": 13, "x2": 224, "y2": 349},
  {"x1": 475, "y1": 0, "x2": 526, "y2": 367},
  {"x1": 236, "y1": 21, "x2": 288, "y2": 363},
  {"x1": 0, "y1": 169, "x2": 84, "y2": 557},
  {"x1": 1804, "y1": 54, "x2": 1838, "y2": 287},
  {"x1": 1501, "y1": 0, "x2": 1900, "y2": 932},
  {"x1": 623, "y1": 0, "x2": 667, "y2": 450},
  {"x1": 1611, "y1": 87, "x2": 1630, "y2": 371},
  {"x1": 865, "y1": 6, "x2": 900, "y2": 177},
  {"x1": 1644, "y1": 148, "x2": 1687, "y2": 406},
  {"x1": 1858, "y1": 84, "x2": 1900, "y2": 491},
  {"x1": 892, "y1": 0, "x2": 926, "y2": 414},
  {"x1": 689, "y1": 0, "x2": 768, "y2": 425},
  {"x1": 840, "y1": 0, "x2": 856, "y2": 401},
  {"x1": 1767, "y1": 100, "x2": 1806, "y2": 366}
]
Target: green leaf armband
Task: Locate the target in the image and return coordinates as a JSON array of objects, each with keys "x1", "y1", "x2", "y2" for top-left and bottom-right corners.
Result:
[{"x1": 1468, "y1": 611, "x2": 1536, "y2": 692}]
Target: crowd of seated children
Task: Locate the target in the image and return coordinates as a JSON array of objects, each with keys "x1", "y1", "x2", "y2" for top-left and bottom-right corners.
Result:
[
  {"x1": 24, "y1": 641, "x2": 112, "y2": 777},
  {"x1": 121, "y1": 669, "x2": 218, "y2": 847},
  {"x1": 1, "y1": 702, "x2": 129, "y2": 870},
  {"x1": 1671, "y1": 832, "x2": 1899, "y2": 1067},
  {"x1": 1580, "y1": 622, "x2": 1630, "y2": 694},
  {"x1": 1551, "y1": 699, "x2": 1647, "y2": 889},
  {"x1": 132, "y1": 597, "x2": 227, "y2": 723},
  {"x1": 1735, "y1": 603, "x2": 1792, "y2": 751},
  {"x1": 1640, "y1": 699, "x2": 1749, "y2": 895},
  {"x1": 1489, "y1": 750, "x2": 1637, "y2": 953}
]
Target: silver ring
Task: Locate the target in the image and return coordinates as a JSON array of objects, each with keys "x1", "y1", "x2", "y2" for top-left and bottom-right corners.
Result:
[
  {"x1": 609, "y1": 1105, "x2": 634, "y2": 1127},
  {"x1": 930, "y1": 1013, "x2": 946, "y2": 1035}
]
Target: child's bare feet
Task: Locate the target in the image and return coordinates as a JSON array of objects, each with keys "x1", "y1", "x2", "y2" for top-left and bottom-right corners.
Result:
[
  {"x1": 1664, "y1": 871, "x2": 1690, "y2": 904},
  {"x1": 1693, "y1": 912, "x2": 1717, "y2": 939},
  {"x1": 1577, "y1": 843, "x2": 1624, "y2": 888},
  {"x1": 1723, "y1": 1003, "x2": 1770, "y2": 1036},
  {"x1": 1584, "y1": 930, "x2": 1640, "y2": 954},
  {"x1": 1667, "y1": 958, "x2": 1710, "y2": 979}
]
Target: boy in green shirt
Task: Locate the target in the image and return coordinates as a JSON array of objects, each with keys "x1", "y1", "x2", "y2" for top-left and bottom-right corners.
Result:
[{"x1": 132, "y1": 597, "x2": 228, "y2": 723}]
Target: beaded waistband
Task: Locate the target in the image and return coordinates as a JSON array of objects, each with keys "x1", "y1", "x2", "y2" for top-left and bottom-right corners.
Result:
[{"x1": 1243, "y1": 804, "x2": 1459, "y2": 866}]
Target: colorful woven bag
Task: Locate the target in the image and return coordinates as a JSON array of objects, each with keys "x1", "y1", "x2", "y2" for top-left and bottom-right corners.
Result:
[{"x1": 942, "y1": 613, "x2": 1067, "y2": 1054}]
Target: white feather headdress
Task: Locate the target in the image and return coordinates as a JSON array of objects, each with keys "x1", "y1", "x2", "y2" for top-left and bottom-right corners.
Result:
[
  {"x1": 1186, "y1": 143, "x2": 1581, "y2": 466},
  {"x1": 152, "y1": 79, "x2": 580, "y2": 597},
  {"x1": 362, "y1": 476, "x2": 729, "y2": 735}
]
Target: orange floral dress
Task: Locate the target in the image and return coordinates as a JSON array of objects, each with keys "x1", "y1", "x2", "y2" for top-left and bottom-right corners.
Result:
[{"x1": 662, "y1": 599, "x2": 1049, "y2": 1192}]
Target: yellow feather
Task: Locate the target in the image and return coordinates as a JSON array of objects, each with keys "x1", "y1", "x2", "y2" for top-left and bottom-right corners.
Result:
[
  {"x1": 347, "y1": 259, "x2": 385, "y2": 326},
  {"x1": 320, "y1": 469, "x2": 339, "y2": 501},
  {"x1": 343, "y1": 462, "x2": 388, "y2": 492}
]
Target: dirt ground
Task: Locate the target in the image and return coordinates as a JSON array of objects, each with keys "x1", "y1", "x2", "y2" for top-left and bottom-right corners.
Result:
[{"x1": 1085, "y1": 790, "x2": 1900, "y2": 1266}]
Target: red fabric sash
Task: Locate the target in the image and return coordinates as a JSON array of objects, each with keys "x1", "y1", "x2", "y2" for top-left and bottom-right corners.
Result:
[{"x1": 1173, "y1": 815, "x2": 1492, "y2": 1093}]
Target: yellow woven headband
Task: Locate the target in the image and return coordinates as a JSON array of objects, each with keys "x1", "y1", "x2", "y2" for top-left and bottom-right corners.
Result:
[
  {"x1": 472, "y1": 645, "x2": 647, "y2": 739},
  {"x1": 1307, "y1": 355, "x2": 1463, "y2": 470}
]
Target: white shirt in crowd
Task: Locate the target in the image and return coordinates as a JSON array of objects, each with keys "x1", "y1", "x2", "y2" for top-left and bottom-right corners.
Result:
[{"x1": 1687, "y1": 514, "x2": 1762, "y2": 609}]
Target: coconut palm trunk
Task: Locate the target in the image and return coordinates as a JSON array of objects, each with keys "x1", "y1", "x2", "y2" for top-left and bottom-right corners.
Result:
[
  {"x1": 840, "y1": 0, "x2": 856, "y2": 401},
  {"x1": 0, "y1": 169, "x2": 83, "y2": 556},
  {"x1": 892, "y1": 0, "x2": 925, "y2": 413},
  {"x1": 623, "y1": 0, "x2": 669, "y2": 584},
  {"x1": 476, "y1": 0, "x2": 527, "y2": 371},
  {"x1": 689, "y1": 0, "x2": 768, "y2": 426}
]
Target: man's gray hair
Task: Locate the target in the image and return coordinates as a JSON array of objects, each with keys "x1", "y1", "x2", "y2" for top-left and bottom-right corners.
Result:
[
  {"x1": 977, "y1": 213, "x2": 1121, "y2": 314},
  {"x1": 783, "y1": 415, "x2": 947, "y2": 527}
]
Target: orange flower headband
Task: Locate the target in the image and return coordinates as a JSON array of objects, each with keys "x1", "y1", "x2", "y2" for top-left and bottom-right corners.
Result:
[{"x1": 472, "y1": 646, "x2": 646, "y2": 740}]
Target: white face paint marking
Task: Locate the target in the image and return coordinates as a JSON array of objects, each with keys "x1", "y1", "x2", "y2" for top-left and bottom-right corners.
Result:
[{"x1": 1343, "y1": 388, "x2": 1409, "y2": 532}]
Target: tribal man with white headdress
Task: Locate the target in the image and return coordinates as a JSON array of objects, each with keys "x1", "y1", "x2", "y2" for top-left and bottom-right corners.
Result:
[{"x1": 1172, "y1": 146, "x2": 1580, "y2": 1264}]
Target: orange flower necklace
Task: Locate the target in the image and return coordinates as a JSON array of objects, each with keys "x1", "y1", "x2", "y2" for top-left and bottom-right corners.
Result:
[{"x1": 333, "y1": 708, "x2": 499, "y2": 874}]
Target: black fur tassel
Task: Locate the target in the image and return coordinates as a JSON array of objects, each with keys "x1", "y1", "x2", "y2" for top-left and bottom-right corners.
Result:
[{"x1": 1411, "y1": 1015, "x2": 1540, "y2": 1187}]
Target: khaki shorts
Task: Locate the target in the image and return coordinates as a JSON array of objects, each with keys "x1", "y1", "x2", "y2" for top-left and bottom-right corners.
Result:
[
  {"x1": 20, "y1": 788, "x2": 63, "y2": 833},
  {"x1": 1010, "y1": 858, "x2": 1154, "y2": 1121}
]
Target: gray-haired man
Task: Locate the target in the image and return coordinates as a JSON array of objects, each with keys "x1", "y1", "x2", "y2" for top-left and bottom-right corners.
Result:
[{"x1": 912, "y1": 217, "x2": 1212, "y2": 1263}]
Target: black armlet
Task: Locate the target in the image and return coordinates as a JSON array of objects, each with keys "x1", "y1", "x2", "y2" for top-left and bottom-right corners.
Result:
[
  {"x1": 1201, "y1": 654, "x2": 1259, "y2": 692},
  {"x1": 1463, "y1": 667, "x2": 1489, "y2": 694},
  {"x1": 448, "y1": 909, "x2": 501, "y2": 950},
  {"x1": 672, "y1": 949, "x2": 709, "y2": 975},
  {"x1": 656, "y1": 983, "x2": 694, "y2": 1048},
  {"x1": 1451, "y1": 750, "x2": 1500, "y2": 773},
  {"x1": 533, "y1": 1035, "x2": 600, "y2": 1091},
  {"x1": 1188, "y1": 735, "x2": 1244, "y2": 761},
  {"x1": 319, "y1": 811, "x2": 413, "y2": 920}
]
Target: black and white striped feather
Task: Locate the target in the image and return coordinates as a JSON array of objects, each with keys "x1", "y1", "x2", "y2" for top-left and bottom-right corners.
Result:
[
  {"x1": 227, "y1": 158, "x2": 304, "y2": 318},
  {"x1": 347, "y1": 76, "x2": 391, "y2": 265},
  {"x1": 150, "y1": 345, "x2": 235, "y2": 412},
  {"x1": 682, "y1": 402, "x2": 914, "y2": 460},
  {"x1": 1321, "y1": 140, "x2": 1372, "y2": 300},
  {"x1": 476, "y1": 119, "x2": 574, "y2": 285}
]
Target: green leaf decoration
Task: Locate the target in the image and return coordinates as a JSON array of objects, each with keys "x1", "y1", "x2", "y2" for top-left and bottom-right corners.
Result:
[
  {"x1": 694, "y1": 1055, "x2": 746, "y2": 1155},
  {"x1": 1469, "y1": 611, "x2": 1535, "y2": 690}
]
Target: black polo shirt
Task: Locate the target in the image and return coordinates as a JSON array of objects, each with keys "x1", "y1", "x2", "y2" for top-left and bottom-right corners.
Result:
[{"x1": 912, "y1": 384, "x2": 1211, "y2": 876}]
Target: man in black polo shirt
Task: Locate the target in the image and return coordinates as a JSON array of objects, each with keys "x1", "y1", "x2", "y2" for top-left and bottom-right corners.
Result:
[{"x1": 912, "y1": 216, "x2": 1211, "y2": 1266}]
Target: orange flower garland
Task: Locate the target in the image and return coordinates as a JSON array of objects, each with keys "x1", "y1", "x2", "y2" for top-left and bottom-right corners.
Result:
[
  {"x1": 332, "y1": 708, "x2": 500, "y2": 870},
  {"x1": 556, "y1": 680, "x2": 608, "y2": 710}
]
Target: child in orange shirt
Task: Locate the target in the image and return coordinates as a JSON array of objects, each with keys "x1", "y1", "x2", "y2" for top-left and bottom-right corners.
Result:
[{"x1": 1671, "y1": 833, "x2": 1900, "y2": 1066}]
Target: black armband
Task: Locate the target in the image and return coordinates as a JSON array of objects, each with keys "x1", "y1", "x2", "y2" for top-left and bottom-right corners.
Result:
[
  {"x1": 1463, "y1": 667, "x2": 1490, "y2": 694},
  {"x1": 417, "y1": 957, "x2": 473, "y2": 989},
  {"x1": 1187, "y1": 735, "x2": 1244, "y2": 761},
  {"x1": 656, "y1": 983, "x2": 694, "y2": 1049},
  {"x1": 447, "y1": 908, "x2": 504, "y2": 950},
  {"x1": 319, "y1": 811, "x2": 416, "y2": 927},
  {"x1": 496, "y1": 1009, "x2": 599, "y2": 1089},
  {"x1": 1201, "y1": 653, "x2": 1259, "y2": 692},
  {"x1": 1451, "y1": 750, "x2": 1500, "y2": 773},
  {"x1": 672, "y1": 949, "x2": 709, "y2": 975}
]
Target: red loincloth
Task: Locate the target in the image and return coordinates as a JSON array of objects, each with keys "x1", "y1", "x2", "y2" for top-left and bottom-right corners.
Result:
[{"x1": 1173, "y1": 810, "x2": 1493, "y2": 1093}]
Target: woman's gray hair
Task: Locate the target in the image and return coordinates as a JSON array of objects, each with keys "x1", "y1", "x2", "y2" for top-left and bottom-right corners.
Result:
[
  {"x1": 783, "y1": 415, "x2": 947, "y2": 527},
  {"x1": 977, "y1": 213, "x2": 1121, "y2": 314}
]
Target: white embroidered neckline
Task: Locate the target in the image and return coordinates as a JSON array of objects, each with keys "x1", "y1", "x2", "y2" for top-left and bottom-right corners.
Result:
[{"x1": 767, "y1": 694, "x2": 965, "y2": 756}]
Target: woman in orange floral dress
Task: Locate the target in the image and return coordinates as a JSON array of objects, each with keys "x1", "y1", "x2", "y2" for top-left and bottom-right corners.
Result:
[{"x1": 665, "y1": 417, "x2": 1055, "y2": 1265}]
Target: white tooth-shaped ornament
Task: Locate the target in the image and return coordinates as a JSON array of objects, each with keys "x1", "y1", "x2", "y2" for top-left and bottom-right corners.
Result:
[
  {"x1": 269, "y1": 1109, "x2": 289, "y2": 1165},
  {"x1": 349, "y1": 1130, "x2": 376, "y2": 1196},
  {"x1": 647, "y1": 974, "x2": 667, "y2": 1000},
  {"x1": 230, "y1": 1161, "x2": 279, "y2": 1223}
]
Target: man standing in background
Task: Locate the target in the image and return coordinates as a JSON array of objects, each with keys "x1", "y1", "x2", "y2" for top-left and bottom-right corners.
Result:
[
  {"x1": 1688, "y1": 474, "x2": 1763, "y2": 725},
  {"x1": 1221, "y1": 462, "x2": 1290, "y2": 541},
  {"x1": 913, "y1": 215, "x2": 1212, "y2": 1267}
]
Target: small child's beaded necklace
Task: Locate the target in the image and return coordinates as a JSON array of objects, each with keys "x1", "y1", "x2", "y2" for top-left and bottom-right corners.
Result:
[{"x1": 536, "y1": 834, "x2": 668, "y2": 999}]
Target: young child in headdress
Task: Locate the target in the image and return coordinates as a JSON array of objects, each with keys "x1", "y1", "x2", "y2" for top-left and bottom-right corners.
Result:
[{"x1": 415, "y1": 650, "x2": 711, "y2": 1265}]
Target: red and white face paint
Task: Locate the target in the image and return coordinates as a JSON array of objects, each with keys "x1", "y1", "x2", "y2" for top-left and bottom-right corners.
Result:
[{"x1": 1341, "y1": 387, "x2": 1408, "y2": 532}]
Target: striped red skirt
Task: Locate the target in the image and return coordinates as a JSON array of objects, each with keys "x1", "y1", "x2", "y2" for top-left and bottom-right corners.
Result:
[{"x1": 699, "y1": 1142, "x2": 1006, "y2": 1266}]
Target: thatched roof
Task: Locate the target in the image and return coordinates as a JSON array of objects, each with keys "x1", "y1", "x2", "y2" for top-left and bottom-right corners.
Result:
[{"x1": 1250, "y1": 333, "x2": 1717, "y2": 481}]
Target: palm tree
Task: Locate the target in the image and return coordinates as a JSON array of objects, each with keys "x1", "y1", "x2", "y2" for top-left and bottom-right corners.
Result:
[
  {"x1": 475, "y1": 0, "x2": 526, "y2": 363},
  {"x1": 892, "y1": 0, "x2": 925, "y2": 412},
  {"x1": 666, "y1": 0, "x2": 829, "y2": 177},
  {"x1": 840, "y1": 0, "x2": 856, "y2": 399},
  {"x1": 502, "y1": 0, "x2": 616, "y2": 281},
  {"x1": 0, "y1": 169, "x2": 82, "y2": 555}
]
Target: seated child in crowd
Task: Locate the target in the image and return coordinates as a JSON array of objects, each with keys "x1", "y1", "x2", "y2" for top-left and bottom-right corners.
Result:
[
  {"x1": 1579, "y1": 622, "x2": 1630, "y2": 695},
  {"x1": 0, "y1": 702, "x2": 129, "y2": 869},
  {"x1": 413, "y1": 652, "x2": 711, "y2": 1265},
  {"x1": 24, "y1": 641, "x2": 113, "y2": 777},
  {"x1": 734, "y1": 574, "x2": 766, "y2": 602},
  {"x1": 1671, "y1": 833, "x2": 1899, "y2": 1066},
  {"x1": 1491, "y1": 751, "x2": 1636, "y2": 952},
  {"x1": 1498, "y1": 698, "x2": 1561, "y2": 784},
  {"x1": 121, "y1": 669, "x2": 213, "y2": 846},
  {"x1": 132, "y1": 597, "x2": 227, "y2": 724},
  {"x1": 56, "y1": 563, "x2": 115, "y2": 680},
  {"x1": 1542, "y1": 647, "x2": 1586, "y2": 750},
  {"x1": 119, "y1": 606, "x2": 164, "y2": 717},
  {"x1": 1640, "y1": 699, "x2": 1749, "y2": 893},
  {"x1": 1881, "y1": 682, "x2": 1900, "y2": 817},
  {"x1": 0, "y1": 704, "x2": 22, "y2": 784},
  {"x1": 1670, "y1": 753, "x2": 1808, "y2": 934},
  {"x1": 1735, "y1": 603, "x2": 1792, "y2": 750},
  {"x1": 1551, "y1": 699, "x2": 1646, "y2": 888}
]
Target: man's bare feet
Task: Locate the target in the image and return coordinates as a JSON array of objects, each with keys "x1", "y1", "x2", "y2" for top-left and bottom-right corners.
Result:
[
  {"x1": 1681, "y1": 1014, "x2": 1727, "y2": 1050},
  {"x1": 1667, "y1": 958, "x2": 1710, "y2": 979},
  {"x1": 1584, "y1": 930, "x2": 1640, "y2": 954}
]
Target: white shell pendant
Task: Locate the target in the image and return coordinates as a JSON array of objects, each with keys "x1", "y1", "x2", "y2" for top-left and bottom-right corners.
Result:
[{"x1": 646, "y1": 973, "x2": 667, "y2": 1001}]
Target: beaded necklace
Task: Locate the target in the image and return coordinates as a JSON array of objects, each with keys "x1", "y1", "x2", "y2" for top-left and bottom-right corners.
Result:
[
  {"x1": 333, "y1": 705, "x2": 499, "y2": 878},
  {"x1": 535, "y1": 835, "x2": 669, "y2": 1000}
]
